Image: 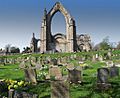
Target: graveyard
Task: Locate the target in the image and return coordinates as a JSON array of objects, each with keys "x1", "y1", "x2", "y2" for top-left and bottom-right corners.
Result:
[{"x1": 0, "y1": 50, "x2": 120, "y2": 98}]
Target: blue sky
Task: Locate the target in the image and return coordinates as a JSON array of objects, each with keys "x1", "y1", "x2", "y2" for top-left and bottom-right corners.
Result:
[{"x1": 0, "y1": 0, "x2": 120, "y2": 51}]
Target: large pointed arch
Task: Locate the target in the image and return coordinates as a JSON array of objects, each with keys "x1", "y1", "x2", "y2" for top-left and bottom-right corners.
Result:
[
  {"x1": 47, "y1": 2, "x2": 71, "y2": 39},
  {"x1": 40, "y1": 2, "x2": 76, "y2": 53}
]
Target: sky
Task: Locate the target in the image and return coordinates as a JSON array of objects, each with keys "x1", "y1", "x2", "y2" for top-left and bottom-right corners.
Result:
[{"x1": 0, "y1": 0, "x2": 120, "y2": 51}]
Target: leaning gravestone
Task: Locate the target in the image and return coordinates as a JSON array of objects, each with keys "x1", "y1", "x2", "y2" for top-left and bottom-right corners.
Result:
[
  {"x1": 109, "y1": 65, "x2": 119, "y2": 77},
  {"x1": 19, "y1": 61, "x2": 37, "y2": 85},
  {"x1": 97, "y1": 68, "x2": 111, "y2": 90},
  {"x1": 24, "y1": 68, "x2": 37, "y2": 84},
  {"x1": 51, "y1": 80, "x2": 69, "y2": 98}
]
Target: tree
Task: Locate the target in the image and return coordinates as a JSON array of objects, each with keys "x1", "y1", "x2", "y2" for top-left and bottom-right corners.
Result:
[
  {"x1": 22, "y1": 47, "x2": 31, "y2": 53},
  {"x1": 10, "y1": 46, "x2": 20, "y2": 53},
  {"x1": 99, "y1": 36, "x2": 111, "y2": 50}
]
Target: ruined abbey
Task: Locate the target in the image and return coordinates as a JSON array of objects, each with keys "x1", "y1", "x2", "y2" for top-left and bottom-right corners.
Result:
[{"x1": 30, "y1": 2, "x2": 92, "y2": 53}]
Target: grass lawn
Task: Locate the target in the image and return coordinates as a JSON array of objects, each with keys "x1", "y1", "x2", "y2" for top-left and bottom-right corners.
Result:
[
  {"x1": 0, "y1": 59, "x2": 120, "y2": 98},
  {"x1": 0, "y1": 63, "x2": 24, "y2": 80}
]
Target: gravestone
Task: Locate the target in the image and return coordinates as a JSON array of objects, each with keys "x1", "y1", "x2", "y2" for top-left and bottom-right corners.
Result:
[
  {"x1": 19, "y1": 61, "x2": 37, "y2": 84},
  {"x1": 24, "y1": 68, "x2": 37, "y2": 84},
  {"x1": 61, "y1": 57, "x2": 66, "y2": 64},
  {"x1": 14, "y1": 91, "x2": 38, "y2": 98},
  {"x1": 106, "y1": 61, "x2": 113, "y2": 67},
  {"x1": 74, "y1": 54, "x2": 77, "y2": 59},
  {"x1": 0, "y1": 81, "x2": 7, "y2": 93},
  {"x1": 49, "y1": 66, "x2": 62, "y2": 80},
  {"x1": 80, "y1": 56, "x2": 85, "y2": 61},
  {"x1": 57, "y1": 58, "x2": 61, "y2": 64},
  {"x1": 97, "y1": 68, "x2": 111, "y2": 90},
  {"x1": 98, "y1": 55, "x2": 103, "y2": 61},
  {"x1": 0, "y1": 58, "x2": 5, "y2": 65},
  {"x1": 110, "y1": 65, "x2": 119, "y2": 77},
  {"x1": 107, "y1": 50, "x2": 112, "y2": 59},
  {"x1": 97, "y1": 68, "x2": 109, "y2": 83},
  {"x1": 96, "y1": 54, "x2": 98, "y2": 59},
  {"x1": 67, "y1": 65, "x2": 82, "y2": 84},
  {"x1": 51, "y1": 80, "x2": 69, "y2": 98},
  {"x1": 19, "y1": 61, "x2": 26, "y2": 69},
  {"x1": 31, "y1": 57, "x2": 37, "y2": 64},
  {"x1": 51, "y1": 59, "x2": 58, "y2": 65},
  {"x1": 8, "y1": 89, "x2": 14, "y2": 98}
]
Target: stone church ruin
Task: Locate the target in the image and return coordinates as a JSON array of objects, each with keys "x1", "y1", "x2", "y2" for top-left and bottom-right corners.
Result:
[{"x1": 30, "y1": 2, "x2": 92, "y2": 53}]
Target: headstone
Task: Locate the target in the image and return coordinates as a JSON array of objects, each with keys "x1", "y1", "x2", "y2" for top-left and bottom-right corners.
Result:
[
  {"x1": 49, "y1": 66, "x2": 62, "y2": 80},
  {"x1": 31, "y1": 57, "x2": 37, "y2": 64},
  {"x1": 107, "y1": 50, "x2": 112, "y2": 59},
  {"x1": 51, "y1": 80, "x2": 69, "y2": 98},
  {"x1": 51, "y1": 59, "x2": 58, "y2": 65},
  {"x1": 19, "y1": 59, "x2": 37, "y2": 85},
  {"x1": 35, "y1": 63, "x2": 41, "y2": 69},
  {"x1": 0, "y1": 81, "x2": 7, "y2": 93},
  {"x1": 61, "y1": 57, "x2": 66, "y2": 64},
  {"x1": 106, "y1": 61, "x2": 113, "y2": 67},
  {"x1": 99, "y1": 55, "x2": 103, "y2": 61},
  {"x1": 73, "y1": 54, "x2": 77, "y2": 59},
  {"x1": 0, "y1": 58, "x2": 5, "y2": 65},
  {"x1": 19, "y1": 61, "x2": 26, "y2": 69},
  {"x1": 8, "y1": 89, "x2": 15, "y2": 98},
  {"x1": 24, "y1": 68, "x2": 37, "y2": 84},
  {"x1": 14, "y1": 91, "x2": 37, "y2": 98},
  {"x1": 67, "y1": 63, "x2": 74, "y2": 70},
  {"x1": 97, "y1": 68, "x2": 111, "y2": 90},
  {"x1": 67, "y1": 66, "x2": 82, "y2": 84},
  {"x1": 110, "y1": 66, "x2": 119, "y2": 77},
  {"x1": 97, "y1": 68, "x2": 109, "y2": 83},
  {"x1": 82, "y1": 57, "x2": 86, "y2": 61},
  {"x1": 57, "y1": 58, "x2": 61, "y2": 64},
  {"x1": 96, "y1": 54, "x2": 98, "y2": 59}
]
